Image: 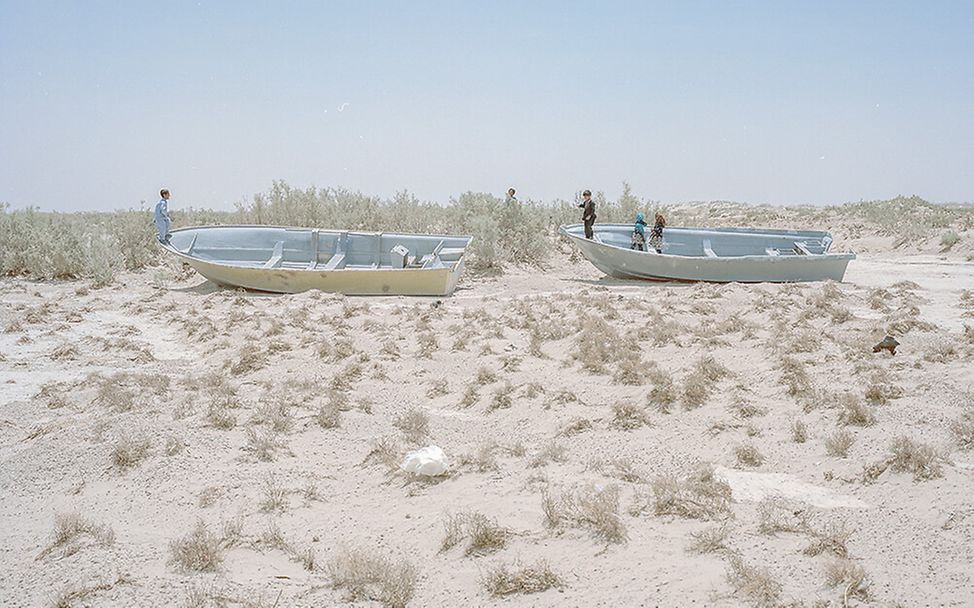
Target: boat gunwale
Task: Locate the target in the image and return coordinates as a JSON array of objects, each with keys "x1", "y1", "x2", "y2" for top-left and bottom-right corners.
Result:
[
  {"x1": 558, "y1": 223, "x2": 857, "y2": 262},
  {"x1": 161, "y1": 225, "x2": 473, "y2": 273}
]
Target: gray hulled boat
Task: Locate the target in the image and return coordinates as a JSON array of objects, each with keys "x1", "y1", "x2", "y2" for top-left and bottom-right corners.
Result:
[
  {"x1": 560, "y1": 223, "x2": 854, "y2": 283},
  {"x1": 161, "y1": 225, "x2": 472, "y2": 296}
]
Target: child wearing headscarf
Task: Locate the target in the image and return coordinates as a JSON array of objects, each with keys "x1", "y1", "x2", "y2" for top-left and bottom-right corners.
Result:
[
  {"x1": 630, "y1": 212, "x2": 647, "y2": 251},
  {"x1": 648, "y1": 212, "x2": 665, "y2": 253}
]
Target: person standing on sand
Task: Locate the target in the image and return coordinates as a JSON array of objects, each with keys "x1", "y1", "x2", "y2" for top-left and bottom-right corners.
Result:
[
  {"x1": 578, "y1": 189, "x2": 596, "y2": 239},
  {"x1": 630, "y1": 212, "x2": 647, "y2": 251},
  {"x1": 505, "y1": 187, "x2": 517, "y2": 205},
  {"x1": 155, "y1": 189, "x2": 172, "y2": 243}
]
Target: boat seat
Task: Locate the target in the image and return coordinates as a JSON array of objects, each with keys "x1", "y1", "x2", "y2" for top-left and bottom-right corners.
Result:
[
  {"x1": 438, "y1": 247, "x2": 465, "y2": 257},
  {"x1": 262, "y1": 241, "x2": 284, "y2": 269},
  {"x1": 702, "y1": 239, "x2": 717, "y2": 258},
  {"x1": 322, "y1": 253, "x2": 346, "y2": 270},
  {"x1": 793, "y1": 242, "x2": 812, "y2": 256}
]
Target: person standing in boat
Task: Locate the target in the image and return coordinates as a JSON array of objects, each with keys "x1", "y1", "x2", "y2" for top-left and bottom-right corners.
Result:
[
  {"x1": 154, "y1": 189, "x2": 173, "y2": 243},
  {"x1": 630, "y1": 212, "x2": 647, "y2": 251},
  {"x1": 648, "y1": 212, "x2": 665, "y2": 253},
  {"x1": 578, "y1": 189, "x2": 596, "y2": 239}
]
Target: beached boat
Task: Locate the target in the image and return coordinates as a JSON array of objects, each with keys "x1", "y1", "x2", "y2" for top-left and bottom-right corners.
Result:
[
  {"x1": 559, "y1": 223, "x2": 854, "y2": 283},
  {"x1": 161, "y1": 225, "x2": 472, "y2": 296}
]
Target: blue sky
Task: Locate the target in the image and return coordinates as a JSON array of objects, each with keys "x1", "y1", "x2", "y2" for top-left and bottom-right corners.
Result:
[{"x1": 1, "y1": 1, "x2": 972, "y2": 211}]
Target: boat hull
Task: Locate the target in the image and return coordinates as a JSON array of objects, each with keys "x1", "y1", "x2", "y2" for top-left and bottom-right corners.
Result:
[
  {"x1": 160, "y1": 225, "x2": 471, "y2": 296},
  {"x1": 560, "y1": 224, "x2": 855, "y2": 283}
]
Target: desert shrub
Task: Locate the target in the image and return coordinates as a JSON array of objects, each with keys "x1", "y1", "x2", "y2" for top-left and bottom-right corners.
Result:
[
  {"x1": 734, "y1": 443, "x2": 764, "y2": 467},
  {"x1": 757, "y1": 497, "x2": 811, "y2": 535},
  {"x1": 169, "y1": 521, "x2": 223, "y2": 572},
  {"x1": 542, "y1": 484, "x2": 627, "y2": 543},
  {"x1": 940, "y1": 230, "x2": 961, "y2": 251},
  {"x1": 611, "y1": 402, "x2": 651, "y2": 430},
  {"x1": 803, "y1": 522, "x2": 852, "y2": 557},
  {"x1": 825, "y1": 430, "x2": 855, "y2": 457},
  {"x1": 482, "y1": 559, "x2": 561, "y2": 596},
  {"x1": 951, "y1": 411, "x2": 974, "y2": 450},
  {"x1": 888, "y1": 436, "x2": 945, "y2": 480},
  {"x1": 824, "y1": 558, "x2": 869, "y2": 601},
  {"x1": 642, "y1": 464, "x2": 732, "y2": 520},
  {"x1": 488, "y1": 381, "x2": 515, "y2": 412},
  {"x1": 392, "y1": 407, "x2": 429, "y2": 443},
  {"x1": 529, "y1": 441, "x2": 569, "y2": 468},
  {"x1": 440, "y1": 511, "x2": 509, "y2": 556},
  {"x1": 687, "y1": 522, "x2": 731, "y2": 554},
  {"x1": 244, "y1": 427, "x2": 284, "y2": 461},
  {"x1": 327, "y1": 545, "x2": 416, "y2": 608},
  {"x1": 837, "y1": 396, "x2": 876, "y2": 427},
  {"x1": 725, "y1": 553, "x2": 783, "y2": 608},
  {"x1": 258, "y1": 475, "x2": 288, "y2": 512},
  {"x1": 111, "y1": 435, "x2": 151, "y2": 469},
  {"x1": 779, "y1": 356, "x2": 811, "y2": 396},
  {"x1": 39, "y1": 513, "x2": 115, "y2": 559},
  {"x1": 790, "y1": 419, "x2": 808, "y2": 443},
  {"x1": 648, "y1": 371, "x2": 678, "y2": 413}
]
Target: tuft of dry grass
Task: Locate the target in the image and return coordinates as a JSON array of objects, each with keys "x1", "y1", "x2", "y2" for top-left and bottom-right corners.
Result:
[
  {"x1": 440, "y1": 511, "x2": 509, "y2": 556},
  {"x1": 529, "y1": 441, "x2": 569, "y2": 468},
  {"x1": 757, "y1": 496, "x2": 811, "y2": 536},
  {"x1": 460, "y1": 441, "x2": 499, "y2": 472},
  {"x1": 648, "y1": 371, "x2": 678, "y2": 413},
  {"x1": 950, "y1": 411, "x2": 974, "y2": 450},
  {"x1": 725, "y1": 554, "x2": 783, "y2": 608},
  {"x1": 38, "y1": 513, "x2": 115, "y2": 559},
  {"x1": 824, "y1": 557, "x2": 869, "y2": 602},
  {"x1": 559, "y1": 417, "x2": 593, "y2": 437},
  {"x1": 790, "y1": 419, "x2": 808, "y2": 443},
  {"x1": 228, "y1": 344, "x2": 267, "y2": 376},
  {"x1": 316, "y1": 401, "x2": 342, "y2": 429},
  {"x1": 888, "y1": 436, "x2": 946, "y2": 480},
  {"x1": 488, "y1": 381, "x2": 515, "y2": 412},
  {"x1": 392, "y1": 407, "x2": 429, "y2": 443},
  {"x1": 687, "y1": 522, "x2": 731, "y2": 554},
  {"x1": 803, "y1": 522, "x2": 852, "y2": 557},
  {"x1": 825, "y1": 430, "x2": 855, "y2": 458},
  {"x1": 169, "y1": 521, "x2": 223, "y2": 572},
  {"x1": 779, "y1": 356, "x2": 812, "y2": 397},
  {"x1": 363, "y1": 435, "x2": 403, "y2": 471},
  {"x1": 734, "y1": 443, "x2": 764, "y2": 468},
  {"x1": 244, "y1": 427, "x2": 285, "y2": 461},
  {"x1": 641, "y1": 464, "x2": 733, "y2": 520},
  {"x1": 482, "y1": 559, "x2": 562, "y2": 596},
  {"x1": 542, "y1": 484, "x2": 628, "y2": 543},
  {"x1": 327, "y1": 546, "x2": 416, "y2": 608},
  {"x1": 611, "y1": 401, "x2": 651, "y2": 430},
  {"x1": 111, "y1": 435, "x2": 151, "y2": 469},
  {"x1": 258, "y1": 475, "x2": 288, "y2": 512},
  {"x1": 50, "y1": 575, "x2": 129, "y2": 608},
  {"x1": 837, "y1": 395, "x2": 876, "y2": 427}
]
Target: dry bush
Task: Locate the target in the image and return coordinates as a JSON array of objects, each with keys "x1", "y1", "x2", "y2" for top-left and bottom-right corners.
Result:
[
  {"x1": 734, "y1": 443, "x2": 764, "y2": 468},
  {"x1": 559, "y1": 417, "x2": 593, "y2": 437},
  {"x1": 50, "y1": 574, "x2": 128, "y2": 608},
  {"x1": 641, "y1": 464, "x2": 732, "y2": 520},
  {"x1": 648, "y1": 371, "x2": 677, "y2": 413},
  {"x1": 611, "y1": 402, "x2": 651, "y2": 430},
  {"x1": 417, "y1": 331, "x2": 438, "y2": 358},
  {"x1": 613, "y1": 355, "x2": 646, "y2": 385},
  {"x1": 888, "y1": 436, "x2": 945, "y2": 480},
  {"x1": 595, "y1": 457, "x2": 646, "y2": 483},
  {"x1": 825, "y1": 430, "x2": 855, "y2": 458},
  {"x1": 228, "y1": 344, "x2": 267, "y2": 376},
  {"x1": 951, "y1": 410, "x2": 974, "y2": 450},
  {"x1": 837, "y1": 395, "x2": 876, "y2": 427},
  {"x1": 529, "y1": 441, "x2": 569, "y2": 468},
  {"x1": 923, "y1": 338, "x2": 958, "y2": 363},
  {"x1": 687, "y1": 522, "x2": 731, "y2": 554},
  {"x1": 681, "y1": 370, "x2": 712, "y2": 409},
  {"x1": 725, "y1": 554, "x2": 783, "y2": 608},
  {"x1": 476, "y1": 366, "x2": 497, "y2": 385},
  {"x1": 258, "y1": 475, "x2": 288, "y2": 512},
  {"x1": 207, "y1": 400, "x2": 237, "y2": 430},
  {"x1": 392, "y1": 408, "x2": 429, "y2": 443},
  {"x1": 482, "y1": 559, "x2": 562, "y2": 596},
  {"x1": 49, "y1": 342, "x2": 80, "y2": 361},
  {"x1": 790, "y1": 419, "x2": 808, "y2": 443},
  {"x1": 164, "y1": 436, "x2": 184, "y2": 456},
  {"x1": 460, "y1": 442, "x2": 499, "y2": 472},
  {"x1": 169, "y1": 521, "x2": 223, "y2": 572},
  {"x1": 317, "y1": 401, "x2": 342, "y2": 429},
  {"x1": 197, "y1": 486, "x2": 223, "y2": 508},
  {"x1": 440, "y1": 511, "x2": 509, "y2": 556},
  {"x1": 111, "y1": 435, "x2": 151, "y2": 469},
  {"x1": 319, "y1": 337, "x2": 356, "y2": 362},
  {"x1": 779, "y1": 356, "x2": 812, "y2": 396},
  {"x1": 327, "y1": 546, "x2": 416, "y2": 608},
  {"x1": 824, "y1": 557, "x2": 869, "y2": 602},
  {"x1": 252, "y1": 394, "x2": 295, "y2": 433},
  {"x1": 363, "y1": 435, "x2": 403, "y2": 471},
  {"x1": 92, "y1": 375, "x2": 138, "y2": 412},
  {"x1": 757, "y1": 497, "x2": 811, "y2": 535},
  {"x1": 488, "y1": 381, "x2": 515, "y2": 412},
  {"x1": 38, "y1": 513, "x2": 115, "y2": 559},
  {"x1": 542, "y1": 483, "x2": 627, "y2": 543},
  {"x1": 458, "y1": 383, "x2": 479, "y2": 408},
  {"x1": 803, "y1": 522, "x2": 852, "y2": 557},
  {"x1": 244, "y1": 427, "x2": 285, "y2": 461},
  {"x1": 426, "y1": 378, "x2": 449, "y2": 398},
  {"x1": 730, "y1": 398, "x2": 767, "y2": 419}
]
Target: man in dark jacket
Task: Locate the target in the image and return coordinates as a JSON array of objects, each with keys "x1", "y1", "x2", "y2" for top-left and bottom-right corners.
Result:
[{"x1": 578, "y1": 189, "x2": 596, "y2": 239}]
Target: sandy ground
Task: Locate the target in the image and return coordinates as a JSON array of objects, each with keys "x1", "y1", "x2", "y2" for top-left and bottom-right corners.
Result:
[{"x1": 1, "y1": 246, "x2": 973, "y2": 608}]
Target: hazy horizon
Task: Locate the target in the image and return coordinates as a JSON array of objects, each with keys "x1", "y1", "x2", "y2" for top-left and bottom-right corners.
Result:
[{"x1": 2, "y1": 1, "x2": 972, "y2": 212}]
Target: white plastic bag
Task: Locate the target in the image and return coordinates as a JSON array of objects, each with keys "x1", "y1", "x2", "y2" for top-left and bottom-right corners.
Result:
[{"x1": 400, "y1": 445, "x2": 449, "y2": 476}]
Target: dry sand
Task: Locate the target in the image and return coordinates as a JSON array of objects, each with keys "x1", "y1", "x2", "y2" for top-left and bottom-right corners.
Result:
[{"x1": 1, "y1": 239, "x2": 973, "y2": 607}]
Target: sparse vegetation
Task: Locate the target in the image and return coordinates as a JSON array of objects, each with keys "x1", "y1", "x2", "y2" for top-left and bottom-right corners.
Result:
[
  {"x1": 169, "y1": 521, "x2": 223, "y2": 572},
  {"x1": 111, "y1": 434, "x2": 151, "y2": 469},
  {"x1": 725, "y1": 553, "x2": 783, "y2": 608},
  {"x1": 542, "y1": 483, "x2": 628, "y2": 543},
  {"x1": 790, "y1": 419, "x2": 808, "y2": 443},
  {"x1": 38, "y1": 513, "x2": 115, "y2": 559},
  {"x1": 392, "y1": 407, "x2": 430, "y2": 443},
  {"x1": 687, "y1": 522, "x2": 731, "y2": 554},
  {"x1": 639, "y1": 464, "x2": 732, "y2": 520},
  {"x1": 734, "y1": 443, "x2": 764, "y2": 467},
  {"x1": 825, "y1": 430, "x2": 855, "y2": 458},
  {"x1": 482, "y1": 559, "x2": 562, "y2": 596},
  {"x1": 441, "y1": 511, "x2": 509, "y2": 556},
  {"x1": 611, "y1": 401, "x2": 651, "y2": 430},
  {"x1": 327, "y1": 545, "x2": 416, "y2": 608}
]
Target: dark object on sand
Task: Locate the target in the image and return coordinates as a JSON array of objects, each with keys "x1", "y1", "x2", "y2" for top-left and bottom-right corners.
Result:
[{"x1": 873, "y1": 335, "x2": 900, "y2": 355}]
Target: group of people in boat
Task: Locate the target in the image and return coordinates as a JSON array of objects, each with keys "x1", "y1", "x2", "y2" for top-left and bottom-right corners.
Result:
[
  {"x1": 153, "y1": 186, "x2": 666, "y2": 254},
  {"x1": 575, "y1": 188, "x2": 666, "y2": 253}
]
